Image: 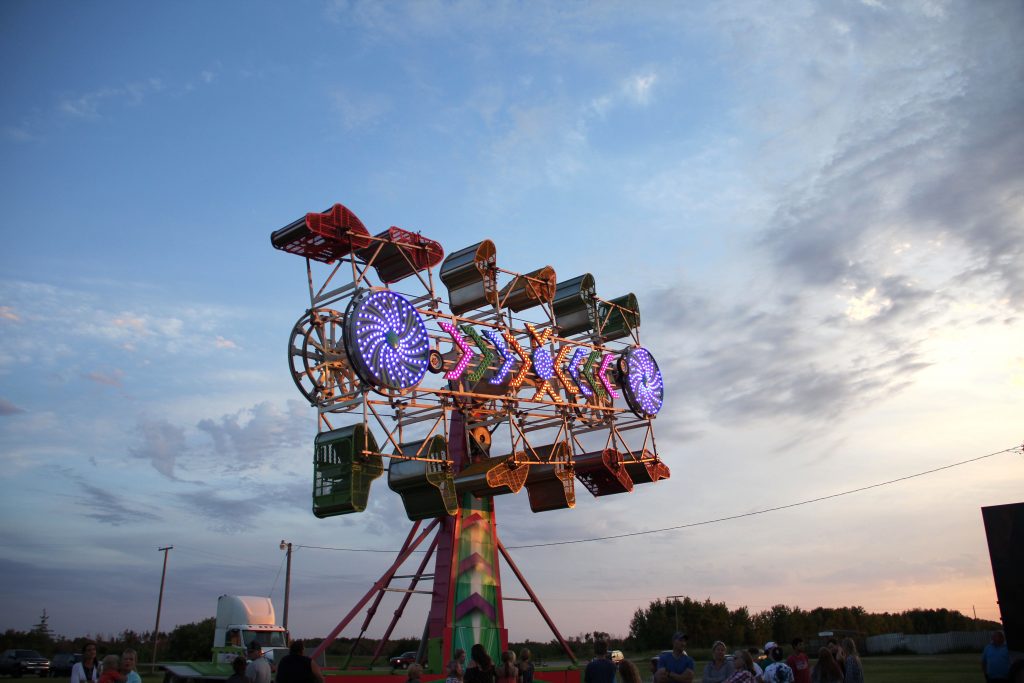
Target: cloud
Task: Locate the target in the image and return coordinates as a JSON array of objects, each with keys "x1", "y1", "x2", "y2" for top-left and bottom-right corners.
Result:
[
  {"x1": 214, "y1": 336, "x2": 239, "y2": 350},
  {"x1": 330, "y1": 88, "x2": 391, "y2": 131},
  {"x1": 129, "y1": 418, "x2": 187, "y2": 479},
  {"x1": 175, "y1": 488, "x2": 266, "y2": 533},
  {"x1": 58, "y1": 78, "x2": 164, "y2": 118},
  {"x1": 196, "y1": 401, "x2": 309, "y2": 466},
  {"x1": 75, "y1": 480, "x2": 160, "y2": 526},
  {"x1": 0, "y1": 398, "x2": 25, "y2": 415},
  {"x1": 724, "y1": 1, "x2": 1024, "y2": 310},
  {"x1": 82, "y1": 369, "x2": 124, "y2": 387},
  {"x1": 0, "y1": 306, "x2": 19, "y2": 321}
]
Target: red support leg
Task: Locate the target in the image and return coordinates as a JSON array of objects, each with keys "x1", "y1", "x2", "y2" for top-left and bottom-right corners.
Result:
[
  {"x1": 497, "y1": 539, "x2": 577, "y2": 664},
  {"x1": 311, "y1": 519, "x2": 440, "y2": 661}
]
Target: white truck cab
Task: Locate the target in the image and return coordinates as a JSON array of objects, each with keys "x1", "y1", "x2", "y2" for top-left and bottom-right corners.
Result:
[{"x1": 212, "y1": 595, "x2": 289, "y2": 665}]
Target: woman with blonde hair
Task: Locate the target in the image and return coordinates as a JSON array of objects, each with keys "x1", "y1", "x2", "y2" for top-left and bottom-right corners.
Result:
[
  {"x1": 120, "y1": 650, "x2": 141, "y2": 683},
  {"x1": 724, "y1": 650, "x2": 756, "y2": 683},
  {"x1": 497, "y1": 651, "x2": 518, "y2": 683},
  {"x1": 840, "y1": 638, "x2": 862, "y2": 683}
]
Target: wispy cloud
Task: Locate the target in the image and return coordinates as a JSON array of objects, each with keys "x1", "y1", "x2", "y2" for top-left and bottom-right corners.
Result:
[
  {"x1": 0, "y1": 398, "x2": 25, "y2": 416},
  {"x1": 58, "y1": 79, "x2": 164, "y2": 118},
  {"x1": 330, "y1": 88, "x2": 391, "y2": 131},
  {"x1": 82, "y1": 369, "x2": 124, "y2": 387}
]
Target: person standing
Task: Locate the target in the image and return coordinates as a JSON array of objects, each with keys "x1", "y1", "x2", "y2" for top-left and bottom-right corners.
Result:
[
  {"x1": 982, "y1": 631, "x2": 1011, "y2": 683},
  {"x1": 497, "y1": 651, "x2": 518, "y2": 683},
  {"x1": 120, "y1": 650, "x2": 141, "y2": 683},
  {"x1": 226, "y1": 657, "x2": 248, "y2": 683},
  {"x1": 97, "y1": 656, "x2": 123, "y2": 683},
  {"x1": 245, "y1": 641, "x2": 272, "y2": 683},
  {"x1": 723, "y1": 651, "x2": 757, "y2": 683},
  {"x1": 761, "y1": 644, "x2": 794, "y2": 683},
  {"x1": 447, "y1": 649, "x2": 467, "y2": 683},
  {"x1": 702, "y1": 641, "x2": 734, "y2": 683},
  {"x1": 619, "y1": 660, "x2": 643, "y2": 683},
  {"x1": 786, "y1": 638, "x2": 810, "y2": 683},
  {"x1": 71, "y1": 642, "x2": 99, "y2": 683},
  {"x1": 463, "y1": 644, "x2": 496, "y2": 683},
  {"x1": 839, "y1": 639, "x2": 862, "y2": 683},
  {"x1": 275, "y1": 641, "x2": 324, "y2": 683},
  {"x1": 518, "y1": 649, "x2": 534, "y2": 683},
  {"x1": 585, "y1": 642, "x2": 617, "y2": 683},
  {"x1": 809, "y1": 648, "x2": 842, "y2": 683},
  {"x1": 657, "y1": 632, "x2": 695, "y2": 683}
]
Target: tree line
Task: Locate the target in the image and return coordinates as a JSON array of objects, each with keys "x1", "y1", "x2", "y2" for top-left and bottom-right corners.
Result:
[
  {"x1": 4, "y1": 597, "x2": 1001, "y2": 664},
  {"x1": 627, "y1": 596, "x2": 1001, "y2": 650}
]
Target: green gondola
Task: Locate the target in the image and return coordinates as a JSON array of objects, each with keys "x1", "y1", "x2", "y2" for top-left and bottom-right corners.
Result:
[{"x1": 312, "y1": 423, "x2": 383, "y2": 517}]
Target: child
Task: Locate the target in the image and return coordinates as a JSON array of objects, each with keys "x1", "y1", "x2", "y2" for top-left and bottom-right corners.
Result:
[{"x1": 98, "y1": 655, "x2": 124, "y2": 683}]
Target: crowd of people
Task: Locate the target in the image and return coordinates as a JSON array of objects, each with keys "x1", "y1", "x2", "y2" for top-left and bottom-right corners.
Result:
[
  {"x1": 439, "y1": 643, "x2": 535, "y2": 683},
  {"x1": 67, "y1": 643, "x2": 142, "y2": 683},
  {"x1": 61, "y1": 628, "x2": 1015, "y2": 683},
  {"x1": 580, "y1": 632, "x2": 864, "y2": 683}
]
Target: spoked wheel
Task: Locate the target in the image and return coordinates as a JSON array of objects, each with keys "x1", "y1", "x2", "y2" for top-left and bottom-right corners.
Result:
[{"x1": 288, "y1": 308, "x2": 360, "y2": 405}]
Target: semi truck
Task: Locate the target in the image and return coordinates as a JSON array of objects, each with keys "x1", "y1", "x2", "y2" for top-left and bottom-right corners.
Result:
[{"x1": 161, "y1": 595, "x2": 289, "y2": 683}]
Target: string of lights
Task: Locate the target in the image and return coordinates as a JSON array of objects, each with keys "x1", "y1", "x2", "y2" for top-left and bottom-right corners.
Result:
[{"x1": 295, "y1": 442, "x2": 1022, "y2": 554}]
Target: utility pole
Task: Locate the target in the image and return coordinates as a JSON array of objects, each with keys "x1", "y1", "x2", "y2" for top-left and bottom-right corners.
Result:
[
  {"x1": 667, "y1": 595, "x2": 684, "y2": 633},
  {"x1": 280, "y1": 541, "x2": 293, "y2": 631},
  {"x1": 152, "y1": 546, "x2": 173, "y2": 672}
]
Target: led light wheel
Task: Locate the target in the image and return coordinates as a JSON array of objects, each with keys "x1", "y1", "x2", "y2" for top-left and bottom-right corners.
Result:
[
  {"x1": 288, "y1": 309, "x2": 359, "y2": 405},
  {"x1": 343, "y1": 290, "x2": 430, "y2": 393},
  {"x1": 619, "y1": 346, "x2": 664, "y2": 418}
]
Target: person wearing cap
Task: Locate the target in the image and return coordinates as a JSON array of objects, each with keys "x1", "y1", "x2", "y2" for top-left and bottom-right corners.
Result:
[
  {"x1": 245, "y1": 641, "x2": 272, "y2": 683},
  {"x1": 760, "y1": 643, "x2": 794, "y2": 683},
  {"x1": 656, "y1": 632, "x2": 695, "y2": 683}
]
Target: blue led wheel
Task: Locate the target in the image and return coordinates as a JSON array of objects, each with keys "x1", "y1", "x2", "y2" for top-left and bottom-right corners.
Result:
[
  {"x1": 619, "y1": 346, "x2": 664, "y2": 418},
  {"x1": 343, "y1": 290, "x2": 430, "y2": 392}
]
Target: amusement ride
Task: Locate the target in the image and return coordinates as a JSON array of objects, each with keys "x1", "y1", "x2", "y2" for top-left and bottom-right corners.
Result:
[{"x1": 270, "y1": 203, "x2": 670, "y2": 672}]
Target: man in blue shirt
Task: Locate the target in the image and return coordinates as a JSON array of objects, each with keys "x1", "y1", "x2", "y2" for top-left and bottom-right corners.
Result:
[
  {"x1": 657, "y1": 632, "x2": 694, "y2": 683},
  {"x1": 584, "y1": 641, "x2": 617, "y2": 683},
  {"x1": 981, "y1": 631, "x2": 1010, "y2": 683}
]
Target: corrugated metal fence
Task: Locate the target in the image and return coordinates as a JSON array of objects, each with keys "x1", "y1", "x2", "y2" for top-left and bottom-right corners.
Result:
[{"x1": 866, "y1": 631, "x2": 993, "y2": 654}]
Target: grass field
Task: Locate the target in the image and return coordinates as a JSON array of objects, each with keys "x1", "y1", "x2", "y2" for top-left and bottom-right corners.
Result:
[{"x1": 6, "y1": 653, "x2": 983, "y2": 683}]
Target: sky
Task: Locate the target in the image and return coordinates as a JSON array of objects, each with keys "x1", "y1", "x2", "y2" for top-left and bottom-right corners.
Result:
[{"x1": 1, "y1": 0, "x2": 1022, "y2": 645}]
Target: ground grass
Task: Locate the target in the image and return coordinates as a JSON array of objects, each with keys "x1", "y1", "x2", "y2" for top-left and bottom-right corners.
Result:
[
  {"x1": 7, "y1": 653, "x2": 983, "y2": 683},
  {"x1": 690, "y1": 653, "x2": 979, "y2": 683}
]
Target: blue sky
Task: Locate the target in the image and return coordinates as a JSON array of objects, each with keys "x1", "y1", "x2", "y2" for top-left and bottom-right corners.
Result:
[{"x1": 1, "y1": 0, "x2": 1022, "y2": 643}]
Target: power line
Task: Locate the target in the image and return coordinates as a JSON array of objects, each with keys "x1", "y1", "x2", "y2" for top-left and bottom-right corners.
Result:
[{"x1": 296, "y1": 442, "x2": 1023, "y2": 553}]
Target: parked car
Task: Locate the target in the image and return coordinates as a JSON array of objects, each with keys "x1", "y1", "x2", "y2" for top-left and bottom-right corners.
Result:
[
  {"x1": 0, "y1": 650, "x2": 51, "y2": 677},
  {"x1": 49, "y1": 654, "x2": 82, "y2": 678},
  {"x1": 389, "y1": 651, "x2": 418, "y2": 669}
]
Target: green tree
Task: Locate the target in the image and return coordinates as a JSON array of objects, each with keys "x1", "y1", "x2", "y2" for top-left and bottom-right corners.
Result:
[{"x1": 166, "y1": 618, "x2": 215, "y2": 661}]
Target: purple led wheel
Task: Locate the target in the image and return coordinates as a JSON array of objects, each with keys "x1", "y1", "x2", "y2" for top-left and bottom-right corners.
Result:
[
  {"x1": 619, "y1": 346, "x2": 664, "y2": 418},
  {"x1": 343, "y1": 290, "x2": 430, "y2": 392}
]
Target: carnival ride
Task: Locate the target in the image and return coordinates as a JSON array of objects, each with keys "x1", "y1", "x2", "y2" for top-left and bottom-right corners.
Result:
[{"x1": 271, "y1": 203, "x2": 669, "y2": 672}]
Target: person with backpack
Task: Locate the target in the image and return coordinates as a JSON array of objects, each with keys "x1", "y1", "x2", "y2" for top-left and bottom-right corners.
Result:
[{"x1": 760, "y1": 643, "x2": 794, "y2": 683}]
